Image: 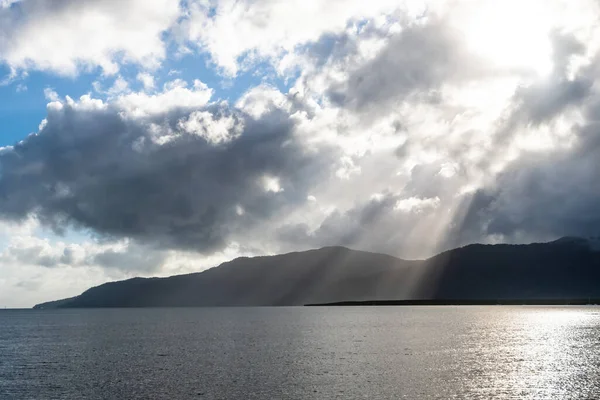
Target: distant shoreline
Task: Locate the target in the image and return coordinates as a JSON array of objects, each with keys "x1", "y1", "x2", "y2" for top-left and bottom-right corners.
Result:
[{"x1": 305, "y1": 299, "x2": 600, "y2": 306}]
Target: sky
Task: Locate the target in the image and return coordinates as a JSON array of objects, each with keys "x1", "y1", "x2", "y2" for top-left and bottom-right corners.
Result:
[{"x1": 1, "y1": 0, "x2": 600, "y2": 307}]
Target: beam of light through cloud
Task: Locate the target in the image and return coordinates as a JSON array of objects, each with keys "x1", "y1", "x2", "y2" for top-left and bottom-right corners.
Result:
[{"x1": 2, "y1": 0, "x2": 600, "y2": 306}]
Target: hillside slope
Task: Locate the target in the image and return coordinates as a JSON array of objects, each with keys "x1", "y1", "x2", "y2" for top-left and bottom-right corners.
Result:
[{"x1": 34, "y1": 238, "x2": 600, "y2": 308}]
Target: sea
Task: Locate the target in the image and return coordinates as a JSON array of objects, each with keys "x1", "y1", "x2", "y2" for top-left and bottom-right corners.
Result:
[{"x1": 1, "y1": 306, "x2": 599, "y2": 399}]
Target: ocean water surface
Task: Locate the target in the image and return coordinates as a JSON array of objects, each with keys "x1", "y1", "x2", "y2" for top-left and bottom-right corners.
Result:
[{"x1": 1, "y1": 306, "x2": 599, "y2": 399}]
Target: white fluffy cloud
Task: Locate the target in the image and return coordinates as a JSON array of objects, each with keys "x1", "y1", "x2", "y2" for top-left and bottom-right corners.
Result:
[
  {"x1": 181, "y1": 0, "x2": 419, "y2": 75},
  {"x1": 137, "y1": 72, "x2": 156, "y2": 91},
  {"x1": 116, "y1": 79, "x2": 214, "y2": 118},
  {"x1": 0, "y1": 0, "x2": 180, "y2": 75}
]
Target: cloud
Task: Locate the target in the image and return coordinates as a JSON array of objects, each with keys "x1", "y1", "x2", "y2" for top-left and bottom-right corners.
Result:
[
  {"x1": 180, "y1": 0, "x2": 415, "y2": 75},
  {"x1": 456, "y1": 121, "x2": 600, "y2": 242},
  {"x1": 278, "y1": 190, "x2": 454, "y2": 259},
  {"x1": 0, "y1": 260, "x2": 109, "y2": 308},
  {"x1": 327, "y1": 21, "x2": 487, "y2": 113},
  {"x1": 0, "y1": 0, "x2": 180, "y2": 75},
  {"x1": 0, "y1": 223, "x2": 262, "y2": 307},
  {"x1": 0, "y1": 227, "x2": 166, "y2": 272},
  {"x1": 268, "y1": 9, "x2": 600, "y2": 256},
  {"x1": 116, "y1": 79, "x2": 213, "y2": 117},
  {"x1": 43, "y1": 87, "x2": 59, "y2": 101},
  {"x1": 2, "y1": 235, "x2": 70, "y2": 268},
  {"x1": 445, "y1": 32, "x2": 600, "y2": 246},
  {"x1": 447, "y1": 36, "x2": 600, "y2": 243},
  {"x1": 137, "y1": 72, "x2": 156, "y2": 91},
  {"x1": 0, "y1": 81, "x2": 336, "y2": 254},
  {"x1": 91, "y1": 246, "x2": 167, "y2": 272},
  {"x1": 492, "y1": 32, "x2": 592, "y2": 143},
  {"x1": 6, "y1": 1, "x2": 600, "y2": 309},
  {"x1": 106, "y1": 76, "x2": 130, "y2": 96}
]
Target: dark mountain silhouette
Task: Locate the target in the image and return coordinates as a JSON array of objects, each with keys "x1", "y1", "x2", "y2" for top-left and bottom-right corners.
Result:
[{"x1": 34, "y1": 238, "x2": 600, "y2": 308}]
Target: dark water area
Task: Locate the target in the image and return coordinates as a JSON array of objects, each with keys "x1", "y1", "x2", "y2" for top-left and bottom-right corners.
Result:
[{"x1": 1, "y1": 307, "x2": 600, "y2": 399}]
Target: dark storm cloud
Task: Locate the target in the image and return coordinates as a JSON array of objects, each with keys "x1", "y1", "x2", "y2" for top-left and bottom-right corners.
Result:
[
  {"x1": 513, "y1": 77, "x2": 592, "y2": 125},
  {"x1": 328, "y1": 20, "x2": 484, "y2": 112},
  {"x1": 449, "y1": 32, "x2": 600, "y2": 242},
  {"x1": 0, "y1": 99, "x2": 334, "y2": 253},
  {"x1": 430, "y1": 29, "x2": 600, "y2": 246},
  {"x1": 488, "y1": 32, "x2": 592, "y2": 162},
  {"x1": 509, "y1": 32, "x2": 591, "y2": 125},
  {"x1": 457, "y1": 118, "x2": 600, "y2": 241},
  {"x1": 92, "y1": 246, "x2": 167, "y2": 272}
]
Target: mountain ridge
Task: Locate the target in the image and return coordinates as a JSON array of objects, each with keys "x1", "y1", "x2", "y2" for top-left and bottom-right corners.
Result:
[{"x1": 34, "y1": 238, "x2": 600, "y2": 308}]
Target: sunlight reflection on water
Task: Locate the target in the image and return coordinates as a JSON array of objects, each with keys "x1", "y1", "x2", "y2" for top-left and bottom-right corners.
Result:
[
  {"x1": 464, "y1": 307, "x2": 600, "y2": 399},
  {"x1": 1, "y1": 307, "x2": 599, "y2": 399}
]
